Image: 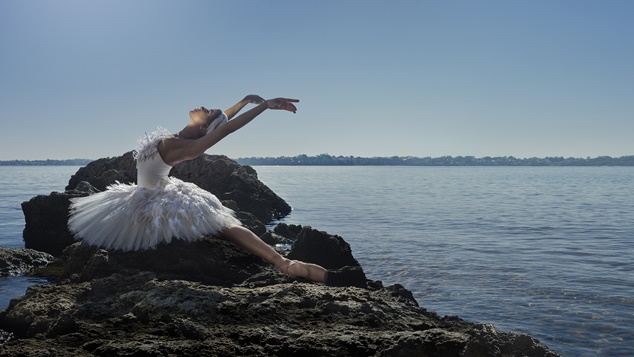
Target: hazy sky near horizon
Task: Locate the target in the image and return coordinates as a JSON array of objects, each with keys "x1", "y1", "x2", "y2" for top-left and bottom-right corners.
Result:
[{"x1": 1, "y1": 0, "x2": 632, "y2": 160}]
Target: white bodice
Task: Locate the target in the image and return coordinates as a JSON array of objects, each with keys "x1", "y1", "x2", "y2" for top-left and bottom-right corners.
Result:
[
  {"x1": 133, "y1": 127, "x2": 174, "y2": 189},
  {"x1": 136, "y1": 153, "x2": 172, "y2": 189},
  {"x1": 68, "y1": 126, "x2": 241, "y2": 252}
]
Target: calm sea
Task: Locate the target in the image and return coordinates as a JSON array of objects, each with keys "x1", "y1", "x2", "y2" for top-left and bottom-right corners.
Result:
[
  {"x1": 0, "y1": 166, "x2": 78, "y2": 313},
  {"x1": 1, "y1": 165, "x2": 633, "y2": 356}
]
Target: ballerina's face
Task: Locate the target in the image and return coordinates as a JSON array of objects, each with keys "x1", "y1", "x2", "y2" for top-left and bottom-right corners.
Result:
[
  {"x1": 179, "y1": 106, "x2": 224, "y2": 139},
  {"x1": 189, "y1": 106, "x2": 222, "y2": 125}
]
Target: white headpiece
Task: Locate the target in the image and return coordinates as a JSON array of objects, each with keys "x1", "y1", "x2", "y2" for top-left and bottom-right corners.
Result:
[{"x1": 207, "y1": 112, "x2": 228, "y2": 134}]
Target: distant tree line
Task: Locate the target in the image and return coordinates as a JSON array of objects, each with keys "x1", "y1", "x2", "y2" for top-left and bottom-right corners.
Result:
[
  {"x1": 3, "y1": 155, "x2": 634, "y2": 167},
  {"x1": 0, "y1": 159, "x2": 92, "y2": 166},
  {"x1": 236, "y1": 154, "x2": 634, "y2": 166}
]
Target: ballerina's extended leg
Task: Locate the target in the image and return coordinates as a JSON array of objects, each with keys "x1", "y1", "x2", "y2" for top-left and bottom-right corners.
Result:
[{"x1": 220, "y1": 226, "x2": 326, "y2": 283}]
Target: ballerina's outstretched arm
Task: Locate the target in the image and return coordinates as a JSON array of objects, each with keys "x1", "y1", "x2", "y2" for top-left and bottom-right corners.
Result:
[
  {"x1": 162, "y1": 98, "x2": 299, "y2": 165},
  {"x1": 224, "y1": 94, "x2": 265, "y2": 120},
  {"x1": 199, "y1": 97, "x2": 297, "y2": 151}
]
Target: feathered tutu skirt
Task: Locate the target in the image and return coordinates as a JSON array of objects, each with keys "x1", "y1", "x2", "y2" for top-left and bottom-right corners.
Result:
[{"x1": 68, "y1": 178, "x2": 241, "y2": 252}]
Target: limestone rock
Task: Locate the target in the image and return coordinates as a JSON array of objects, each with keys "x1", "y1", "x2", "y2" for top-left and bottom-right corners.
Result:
[
  {"x1": 0, "y1": 226, "x2": 559, "y2": 356},
  {"x1": 21, "y1": 182, "x2": 97, "y2": 256},
  {"x1": 288, "y1": 226, "x2": 362, "y2": 269},
  {"x1": 0, "y1": 247, "x2": 53, "y2": 277},
  {"x1": 65, "y1": 152, "x2": 136, "y2": 191}
]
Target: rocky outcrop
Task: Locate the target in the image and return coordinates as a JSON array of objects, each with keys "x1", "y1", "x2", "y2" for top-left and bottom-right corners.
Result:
[
  {"x1": 6, "y1": 155, "x2": 560, "y2": 356},
  {"x1": 171, "y1": 156, "x2": 290, "y2": 222},
  {"x1": 0, "y1": 247, "x2": 53, "y2": 277},
  {"x1": 21, "y1": 182, "x2": 98, "y2": 256},
  {"x1": 65, "y1": 152, "x2": 137, "y2": 192},
  {"x1": 65, "y1": 152, "x2": 291, "y2": 223},
  {"x1": 23, "y1": 153, "x2": 288, "y2": 256},
  {"x1": 0, "y1": 227, "x2": 558, "y2": 356}
]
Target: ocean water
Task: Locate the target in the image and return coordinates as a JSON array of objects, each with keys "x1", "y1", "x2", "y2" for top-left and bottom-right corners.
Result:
[
  {"x1": 1, "y1": 165, "x2": 633, "y2": 356},
  {"x1": 253, "y1": 166, "x2": 634, "y2": 357},
  {"x1": 0, "y1": 166, "x2": 80, "y2": 312}
]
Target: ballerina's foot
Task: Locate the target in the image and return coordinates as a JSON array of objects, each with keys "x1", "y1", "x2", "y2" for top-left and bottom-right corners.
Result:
[
  {"x1": 284, "y1": 259, "x2": 326, "y2": 283},
  {"x1": 285, "y1": 260, "x2": 307, "y2": 278}
]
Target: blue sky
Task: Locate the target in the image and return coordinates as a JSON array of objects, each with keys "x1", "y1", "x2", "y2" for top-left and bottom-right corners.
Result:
[{"x1": 1, "y1": 0, "x2": 632, "y2": 160}]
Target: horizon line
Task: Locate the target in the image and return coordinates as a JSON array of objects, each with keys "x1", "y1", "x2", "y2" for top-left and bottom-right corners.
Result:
[{"x1": 2, "y1": 154, "x2": 633, "y2": 163}]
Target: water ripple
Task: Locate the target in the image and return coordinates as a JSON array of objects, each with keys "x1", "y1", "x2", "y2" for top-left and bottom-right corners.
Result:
[{"x1": 255, "y1": 166, "x2": 634, "y2": 356}]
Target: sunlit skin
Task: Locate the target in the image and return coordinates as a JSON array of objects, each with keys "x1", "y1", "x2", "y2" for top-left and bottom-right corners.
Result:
[
  {"x1": 156, "y1": 95, "x2": 326, "y2": 283},
  {"x1": 158, "y1": 96, "x2": 298, "y2": 165},
  {"x1": 187, "y1": 107, "x2": 223, "y2": 135}
]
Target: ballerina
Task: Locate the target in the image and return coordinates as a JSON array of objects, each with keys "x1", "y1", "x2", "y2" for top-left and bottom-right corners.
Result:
[{"x1": 68, "y1": 95, "x2": 327, "y2": 283}]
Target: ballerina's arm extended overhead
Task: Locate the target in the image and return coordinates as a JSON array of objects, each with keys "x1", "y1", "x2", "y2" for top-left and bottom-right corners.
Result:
[{"x1": 159, "y1": 97, "x2": 299, "y2": 166}]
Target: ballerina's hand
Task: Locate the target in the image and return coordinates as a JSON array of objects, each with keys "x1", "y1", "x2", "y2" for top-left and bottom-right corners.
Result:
[
  {"x1": 244, "y1": 94, "x2": 265, "y2": 104},
  {"x1": 265, "y1": 98, "x2": 299, "y2": 113}
]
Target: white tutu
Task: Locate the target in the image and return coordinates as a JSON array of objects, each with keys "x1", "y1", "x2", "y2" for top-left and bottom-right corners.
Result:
[{"x1": 68, "y1": 127, "x2": 241, "y2": 252}]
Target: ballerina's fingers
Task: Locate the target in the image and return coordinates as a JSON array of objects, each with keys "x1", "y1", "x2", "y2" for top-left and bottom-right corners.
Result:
[
  {"x1": 280, "y1": 98, "x2": 299, "y2": 113},
  {"x1": 285, "y1": 102, "x2": 297, "y2": 113},
  {"x1": 268, "y1": 98, "x2": 299, "y2": 113}
]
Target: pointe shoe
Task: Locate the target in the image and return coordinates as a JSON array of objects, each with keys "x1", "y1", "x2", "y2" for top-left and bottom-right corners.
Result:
[
  {"x1": 284, "y1": 260, "x2": 299, "y2": 275},
  {"x1": 284, "y1": 260, "x2": 327, "y2": 283}
]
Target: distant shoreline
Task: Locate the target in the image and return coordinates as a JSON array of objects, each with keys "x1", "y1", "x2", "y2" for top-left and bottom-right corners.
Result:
[
  {"x1": 0, "y1": 159, "x2": 92, "y2": 166},
  {"x1": 235, "y1": 154, "x2": 634, "y2": 167},
  {"x1": 2, "y1": 155, "x2": 633, "y2": 166}
]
